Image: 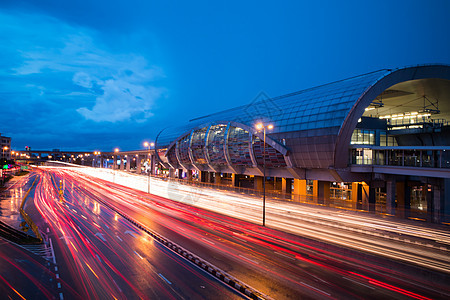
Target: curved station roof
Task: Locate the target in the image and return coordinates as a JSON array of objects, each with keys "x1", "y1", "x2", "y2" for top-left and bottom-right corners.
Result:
[{"x1": 155, "y1": 64, "x2": 450, "y2": 181}]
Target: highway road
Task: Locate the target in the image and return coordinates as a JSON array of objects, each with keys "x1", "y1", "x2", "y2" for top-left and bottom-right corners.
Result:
[
  {"x1": 40, "y1": 167, "x2": 450, "y2": 299},
  {"x1": 1, "y1": 170, "x2": 244, "y2": 299},
  {"x1": 79, "y1": 167, "x2": 450, "y2": 274}
]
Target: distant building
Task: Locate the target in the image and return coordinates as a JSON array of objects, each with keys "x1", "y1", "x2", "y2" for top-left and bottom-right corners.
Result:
[
  {"x1": 0, "y1": 133, "x2": 11, "y2": 160},
  {"x1": 154, "y1": 64, "x2": 450, "y2": 223}
]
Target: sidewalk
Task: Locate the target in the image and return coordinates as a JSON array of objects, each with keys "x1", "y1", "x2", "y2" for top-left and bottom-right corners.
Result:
[{"x1": 0, "y1": 175, "x2": 28, "y2": 230}]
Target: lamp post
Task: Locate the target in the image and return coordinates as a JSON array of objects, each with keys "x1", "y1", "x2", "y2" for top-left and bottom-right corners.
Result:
[
  {"x1": 255, "y1": 123, "x2": 274, "y2": 226},
  {"x1": 113, "y1": 148, "x2": 119, "y2": 183},
  {"x1": 143, "y1": 142, "x2": 154, "y2": 193}
]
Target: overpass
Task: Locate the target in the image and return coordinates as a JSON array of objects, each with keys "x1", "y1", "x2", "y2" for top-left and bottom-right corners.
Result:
[{"x1": 13, "y1": 149, "x2": 157, "y2": 174}]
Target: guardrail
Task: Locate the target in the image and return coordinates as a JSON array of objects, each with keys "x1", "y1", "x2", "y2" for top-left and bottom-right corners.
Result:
[{"x1": 19, "y1": 175, "x2": 43, "y2": 243}]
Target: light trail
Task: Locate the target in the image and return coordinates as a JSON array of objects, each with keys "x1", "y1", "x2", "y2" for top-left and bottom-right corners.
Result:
[
  {"x1": 38, "y1": 166, "x2": 450, "y2": 299},
  {"x1": 64, "y1": 166, "x2": 450, "y2": 273},
  {"x1": 25, "y1": 168, "x2": 245, "y2": 299}
]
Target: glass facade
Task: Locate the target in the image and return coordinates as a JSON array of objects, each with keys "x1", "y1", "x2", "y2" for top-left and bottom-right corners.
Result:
[
  {"x1": 351, "y1": 129, "x2": 375, "y2": 145},
  {"x1": 167, "y1": 147, "x2": 179, "y2": 168},
  {"x1": 253, "y1": 137, "x2": 287, "y2": 168},
  {"x1": 191, "y1": 128, "x2": 208, "y2": 165},
  {"x1": 227, "y1": 126, "x2": 252, "y2": 166},
  {"x1": 177, "y1": 135, "x2": 191, "y2": 165},
  {"x1": 154, "y1": 65, "x2": 449, "y2": 177},
  {"x1": 156, "y1": 69, "x2": 390, "y2": 170},
  {"x1": 351, "y1": 147, "x2": 450, "y2": 168},
  {"x1": 206, "y1": 124, "x2": 227, "y2": 166}
]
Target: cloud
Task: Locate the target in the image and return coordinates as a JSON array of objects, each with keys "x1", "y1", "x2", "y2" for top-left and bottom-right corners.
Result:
[
  {"x1": 77, "y1": 77, "x2": 162, "y2": 122},
  {"x1": 1, "y1": 10, "x2": 164, "y2": 123}
]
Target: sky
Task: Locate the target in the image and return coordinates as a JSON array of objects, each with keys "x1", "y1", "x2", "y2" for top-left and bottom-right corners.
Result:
[{"x1": 0, "y1": 0, "x2": 449, "y2": 151}]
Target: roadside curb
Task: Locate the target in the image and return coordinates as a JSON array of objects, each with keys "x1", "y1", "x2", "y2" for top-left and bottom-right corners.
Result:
[{"x1": 19, "y1": 174, "x2": 43, "y2": 243}]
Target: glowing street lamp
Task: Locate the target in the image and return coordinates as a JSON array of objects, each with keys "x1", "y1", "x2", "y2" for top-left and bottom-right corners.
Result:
[
  {"x1": 2, "y1": 146, "x2": 8, "y2": 160},
  {"x1": 255, "y1": 122, "x2": 274, "y2": 227}
]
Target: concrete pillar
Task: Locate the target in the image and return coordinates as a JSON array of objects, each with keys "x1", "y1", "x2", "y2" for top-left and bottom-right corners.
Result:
[
  {"x1": 187, "y1": 170, "x2": 193, "y2": 181},
  {"x1": 169, "y1": 168, "x2": 175, "y2": 178},
  {"x1": 431, "y1": 185, "x2": 441, "y2": 223},
  {"x1": 396, "y1": 182, "x2": 405, "y2": 218},
  {"x1": 120, "y1": 157, "x2": 125, "y2": 170},
  {"x1": 209, "y1": 172, "x2": 215, "y2": 183},
  {"x1": 215, "y1": 172, "x2": 222, "y2": 185},
  {"x1": 254, "y1": 176, "x2": 263, "y2": 191},
  {"x1": 136, "y1": 155, "x2": 141, "y2": 173},
  {"x1": 232, "y1": 174, "x2": 238, "y2": 187},
  {"x1": 293, "y1": 179, "x2": 307, "y2": 196},
  {"x1": 113, "y1": 155, "x2": 118, "y2": 170},
  {"x1": 360, "y1": 182, "x2": 370, "y2": 211},
  {"x1": 368, "y1": 186, "x2": 376, "y2": 212},
  {"x1": 351, "y1": 182, "x2": 359, "y2": 210},
  {"x1": 317, "y1": 181, "x2": 330, "y2": 204},
  {"x1": 444, "y1": 179, "x2": 450, "y2": 223},
  {"x1": 150, "y1": 154, "x2": 156, "y2": 175},
  {"x1": 126, "y1": 156, "x2": 131, "y2": 172},
  {"x1": 200, "y1": 171, "x2": 208, "y2": 183},
  {"x1": 178, "y1": 169, "x2": 183, "y2": 179},
  {"x1": 386, "y1": 180, "x2": 396, "y2": 215},
  {"x1": 404, "y1": 182, "x2": 411, "y2": 219},
  {"x1": 282, "y1": 178, "x2": 292, "y2": 194}
]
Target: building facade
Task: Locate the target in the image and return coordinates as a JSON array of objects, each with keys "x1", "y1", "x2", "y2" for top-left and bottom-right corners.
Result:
[
  {"x1": 153, "y1": 65, "x2": 450, "y2": 223},
  {"x1": 1, "y1": 133, "x2": 11, "y2": 160}
]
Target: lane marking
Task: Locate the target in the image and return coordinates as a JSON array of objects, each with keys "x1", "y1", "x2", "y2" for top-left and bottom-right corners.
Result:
[
  {"x1": 134, "y1": 251, "x2": 144, "y2": 259},
  {"x1": 158, "y1": 273, "x2": 172, "y2": 285},
  {"x1": 49, "y1": 238, "x2": 57, "y2": 264},
  {"x1": 112, "y1": 279, "x2": 123, "y2": 293},
  {"x1": 300, "y1": 281, "x2": 330, "y2": 296},
  {"x1": 234, "y1": 237, "x2": 247, "y2": 243},
  {"x1": 59, "y1": 292, "x2": 64, "y2": 300},
  {"x1": 81, "y1": 215, "x2": 87, "y2": 220},
  {"x1": 238, "y1": 254, "x2": 260, "y2": 265},
  {"x1": 125, "y1": 231, "x2": 137, "y2": 238},
  {"x1": 57, "y1": 283, "x2": 61, "y2": 289},
  {"x1": 116, "y1": 235, "x2": 123, "y2": 242},
  {"x1": 96, "y1": 254, "x2": 102, "y2": 263},
  {"x1": 342, "y1": 276, "x2": 375, "y2": 289},
  {"x1": 95, "y1": 232, "x2": 106, "y2": 242},
  {"x1": 275, "y1": 251, "x2": 296, "y2": 260},
  {"x1": 202, "y1": 238, "x2": 215, "y2": 245}
]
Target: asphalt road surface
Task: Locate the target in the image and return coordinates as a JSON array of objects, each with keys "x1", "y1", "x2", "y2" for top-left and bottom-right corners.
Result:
[
  {"x1": 2, "y1": 168, "x2": 450, "y2": 299},
  {"x1": 46, "y1": 168, "x2": 450, "y2": 299},
  {"x1": 1, "y1": 170, "x2": 244, "y2": 299}
]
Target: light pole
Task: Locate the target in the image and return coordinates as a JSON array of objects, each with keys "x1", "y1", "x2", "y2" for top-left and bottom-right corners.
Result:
[
  {"x1": 255, "y1": 123, "x2": 273, "y2": 226},
  {"x1": 143, "y1": 142, "x2": 154, "y2": 193},
  {"x1": 113, "y1": 148, "x2": 119, "y2": 183}
]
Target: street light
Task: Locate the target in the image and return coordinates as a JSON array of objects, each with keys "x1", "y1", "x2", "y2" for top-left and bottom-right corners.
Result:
[
  {"x1": 94, "y1": 151, "x2": 101, "y2": 167},
  {"x1": 143, "y1": 142, "x2": 155, "y2": 193},
  {"x1": 255, "y1": 122, "x2": 274, "y2": 226},
  {"x1": 113, "y1": 148, "x2": 119, "y2": 183}
]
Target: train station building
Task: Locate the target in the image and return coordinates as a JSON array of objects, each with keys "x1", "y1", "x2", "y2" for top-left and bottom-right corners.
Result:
[{"x1": 154, "y1": 64, "x2": 450, "y2": 223}]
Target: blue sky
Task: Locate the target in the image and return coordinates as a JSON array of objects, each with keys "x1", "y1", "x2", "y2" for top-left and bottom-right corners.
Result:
[{"x1": 1, "y1": 0, "x2": 449, "y2": 151}]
